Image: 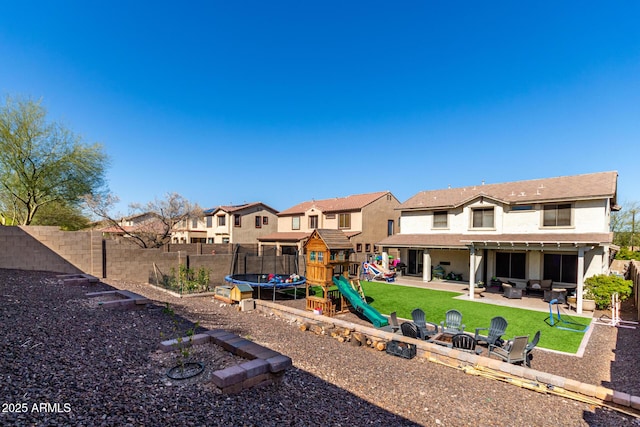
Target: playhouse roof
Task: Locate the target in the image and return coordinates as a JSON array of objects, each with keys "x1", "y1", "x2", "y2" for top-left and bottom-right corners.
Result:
[{"x1": 305, "y1": 229, "x2": 354, "y2": 250}]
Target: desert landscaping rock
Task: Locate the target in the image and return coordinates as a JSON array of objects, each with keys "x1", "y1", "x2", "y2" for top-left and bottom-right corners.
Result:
[{"x1": 1, "y1": 268, "x2": 639, "y2": 426}]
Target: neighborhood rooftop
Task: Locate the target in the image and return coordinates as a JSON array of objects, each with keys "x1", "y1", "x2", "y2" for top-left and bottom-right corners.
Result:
[{"x1": 400, "y1": 171, "x2": 618, "y2": 210}]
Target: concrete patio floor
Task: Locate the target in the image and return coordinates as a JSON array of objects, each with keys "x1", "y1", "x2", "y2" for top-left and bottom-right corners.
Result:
[{"x1": 389, "y1": 275, "x2": 594, "y2": 318}]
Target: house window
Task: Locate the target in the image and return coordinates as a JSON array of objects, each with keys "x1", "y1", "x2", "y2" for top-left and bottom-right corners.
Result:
[
  {"x1": 317, "y1": 251, "x2": 324, "y2": 262},
  {"x1": 338, "y1": 213, "x2": 350, "y2": 229},
  {"x1": 309, "y1": 215, "x2": 318, "y2": 229},
  {"x1": 222, "y1": 237, "x2": 229, "y2": 244},
  {"x1": 387, "y1": 220, "x2": 394, "y2": 236},
  {"x1": 326, "y1": 214, "x2": 336, "y2": 219},
  {"x1": 207, "y1": 238, "x2": 214, "y2": 243},
  {"x1": 234, "y1": 214, "x2": 241, "y2": 227},
  {"x1": 433, "y1": 211, "x2": 448, "y2": 228},
  {"x1": 365, "y1": 244, "x2": 371, "y2": 253},
  {"x1": 263, "y1": 216, "x2": 268, "y2": 225},
  {"x1": 310, "y1": 251, "x2": 316, "y2": 261},
  {"x1": 472, "y1": 208, "x2": 494, "y2": 228},
  {"x1": 356, "y1": 243, "x2": 362, "y2": 252},
  {"x1": 255, "y1": 216, "x2": 262, "y2": 228},
  {"x1": 206, "y1": 216, "x2": 213, "y2": 228},
  {"x1": 217, "y1": 216, "x2": 225, "y2": 226},
  {"x1": 191, "y1": 218, "x2": 198, "y2": 228},
  {"x1": 292, "y1": 216, "x2": 300, "y2": 230},
  {"x1": 543, "y1": 204, "x2": 572, "y2": 227},
  {"x1": 511, "y1": 205, "x2": 533, "y2": 211},
  {"x1": 544, "y1": 254, "x2": 578, "y2": 283},
  {"x1": 495, "y1": 252, "x2": 526, "y2": 279}
]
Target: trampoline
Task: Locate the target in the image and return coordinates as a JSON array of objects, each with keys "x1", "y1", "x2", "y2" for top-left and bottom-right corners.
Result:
[{"x1": 224, "y1": 273, "x2": 307, "y2": 301}]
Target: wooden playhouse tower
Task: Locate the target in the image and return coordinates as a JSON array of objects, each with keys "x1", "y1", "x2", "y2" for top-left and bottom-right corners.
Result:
[{"x1": 304, "y1": 229, "x2": 359, "y2": 317}]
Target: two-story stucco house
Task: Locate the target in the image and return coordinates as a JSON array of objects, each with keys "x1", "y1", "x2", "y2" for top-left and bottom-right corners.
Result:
[
  {"x1": 377, "y1": 171, "x2": 619, "y2": 313},
  {"x1": 258, "y1": 191, "x2": 401, "y2": 261},
  {"x1": 172, "y1": 202, "x2": 279, "y2": 244}
]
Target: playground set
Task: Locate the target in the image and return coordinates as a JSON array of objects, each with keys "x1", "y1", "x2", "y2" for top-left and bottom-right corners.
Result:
[
  {"x1": 303, "y1": 229, "x2": 388, "y2": 328},
  {"x1": 360, "y1": 261, "x2": 396, "y2": 282}
]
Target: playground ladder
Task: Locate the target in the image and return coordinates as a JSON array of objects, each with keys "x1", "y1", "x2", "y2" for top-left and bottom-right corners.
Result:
[{"x1": 350, "y1": 279, "x2": 366, "y2": 302}]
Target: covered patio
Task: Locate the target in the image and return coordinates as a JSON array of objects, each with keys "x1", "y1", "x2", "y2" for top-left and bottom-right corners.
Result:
[{"x1": 380, "y1": 232, "x2": 615, "y2": 314}]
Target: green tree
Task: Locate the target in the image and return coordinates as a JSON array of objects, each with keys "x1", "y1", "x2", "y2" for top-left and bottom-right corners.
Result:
[
  {"x1": 0, "y1": 96, "x2": 108, "y2": 225},
  {"x1": 30, "y1": 200, "x2": 91, "y2": 231},
  {"x1": 611, "y1": 200, "x2": 640, "y2": 248}
]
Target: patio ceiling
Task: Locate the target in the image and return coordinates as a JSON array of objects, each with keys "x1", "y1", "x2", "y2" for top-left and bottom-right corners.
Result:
[{"x1": 379, "y1": 232, "x2": 613, "y2": 250}]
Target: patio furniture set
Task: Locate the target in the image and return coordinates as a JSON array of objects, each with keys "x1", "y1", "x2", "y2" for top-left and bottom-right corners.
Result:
[
  {"x1": 390, "y1": 309, "x2": 540, "y2": 367},
  {"x1": 501, "y1": 279, "x2": 576, "y2": 304}
]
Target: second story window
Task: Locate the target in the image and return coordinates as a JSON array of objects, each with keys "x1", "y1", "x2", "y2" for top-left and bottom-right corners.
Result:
[
  {"x1": 387, "y1": 220, "x2": 394, "y2": 236},
  {"x1": 206, "y1": 216, "x2": 213, "y2": 228},
  {"x1": 217, "y1": 215, "x2": 226, "y2": 226},
  {"x1": 263, "y1": 216, "x2": 268, "y2": 225},
  {"x1": 433, "y1": 211, "x2": 448, "y2": 229},
  {"x1": 338, "y1": 213, "x2": 350, "y2": 229},
  {"x1": 292, "y1": 216, "x2": 300, "y2": 230},
  {"x1": 543, "y1": 204, "x2": 572, "y2": 227},
  {"x1": 234, "y1": 214, "x2": 241, "y2": 227},
  {"x1": 472, "y1": 208, "x2": 494, "y2": 228},
  {"x1": 309, "y1": 215, "x2": 318, "y2": 229},
  {"x1": 191, "y1": 218, "x2": 199, "y2": 228},
  {"x1": 255, "y1": 216, "x2": 262, "y2": 228}
]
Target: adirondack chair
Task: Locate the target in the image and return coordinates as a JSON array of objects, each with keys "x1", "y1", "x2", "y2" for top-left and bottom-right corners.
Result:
[
  {"x1": 474, "y1": 316, "x2": 508, "y2": 347},
  {"x1": 400, "y1": 322, "x2": 420, "y2": 339},
  {"x1": 524, "y1": 330, "x2": 541, "y2": 367},
  {"x1": 440, "y1": 309, "x2": 465, "y2": 334},
  {"x1": 489, "y1": 335, "x2": 529, "y2": 365},
  {"x1": 451, "y1": 333, "x2": 482, "y2": 355},
  {"x1": 411, "y1": 308, "x2": 439, "y2": 339},
  {"x1": 388, "y1": 311, "x2": 401, "y2": 333}
]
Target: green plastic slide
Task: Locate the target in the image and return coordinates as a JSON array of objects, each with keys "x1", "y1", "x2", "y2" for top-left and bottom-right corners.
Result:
[{"x1": 332, "y1": 276, "x2": 389, "y2": 328}]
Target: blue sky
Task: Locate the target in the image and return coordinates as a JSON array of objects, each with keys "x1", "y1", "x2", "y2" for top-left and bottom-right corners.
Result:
[{"x1": 1, "y1": 1, "x2": 639, "y2": 215}]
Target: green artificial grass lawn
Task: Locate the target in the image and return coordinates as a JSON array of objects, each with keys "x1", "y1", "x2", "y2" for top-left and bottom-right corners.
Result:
[{"x1": 359, "y1": 280, "x2": 590, "y2": 354}]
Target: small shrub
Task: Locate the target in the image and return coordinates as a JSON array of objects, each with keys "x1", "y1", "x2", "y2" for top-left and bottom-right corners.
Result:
[
  {"x1": 584, "y1": 274, "x2": 633, "y2": 310},
  {"x1": 158, "y1": 265, "x2": 211, "y2": 294}
]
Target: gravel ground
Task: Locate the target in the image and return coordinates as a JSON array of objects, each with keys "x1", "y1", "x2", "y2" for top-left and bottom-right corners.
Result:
[{"x1": 1, "y1": 269, "x2": 639, "y2": 427}]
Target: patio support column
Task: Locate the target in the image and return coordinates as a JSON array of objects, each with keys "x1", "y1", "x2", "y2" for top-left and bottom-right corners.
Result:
[
  {"x1": 576, "y1": 247, "x2": 585, "y2": 314},
  {"x1": 469, "y1": 246, "x2": 476, "y2": 299},
  {"x1": 423, "y1": 250, "x2": 432, "y2": 282}
]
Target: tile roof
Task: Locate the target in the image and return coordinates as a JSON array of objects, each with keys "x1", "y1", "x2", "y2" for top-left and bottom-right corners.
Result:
[
  {"x1": 258, "y1": 232, "x2": 311, "y2": 242},
  {"x1": 206, "y1": 202, "x2": 278, "y2": 215},
  {"x1": 257, "y1": 230, "x2": 361, "y2": 242},
  {"x1": 278, "y1": 191, "x2": 392, "y2": 216},
  {"x1": 400, "y1": 171, "x2": 618, "y2": 210}
]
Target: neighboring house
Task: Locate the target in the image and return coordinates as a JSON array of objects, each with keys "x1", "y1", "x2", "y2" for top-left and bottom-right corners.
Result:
[
  {"x1": 172, "y1": 202, "x2": 279, "y2": 244},
  {"x1": 258, "y1": 191, "x2": 401, "y2": 260},
  {"x1": 101, "y1": 212, "x2": 165, "y2": 238},
  {"x1": 377, "y1": 171, "x2": 619, "y2": 313}
]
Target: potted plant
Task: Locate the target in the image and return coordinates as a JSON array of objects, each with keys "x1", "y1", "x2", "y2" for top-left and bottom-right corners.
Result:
[{"x1": 473, "y1": 281, "x2": 486, "y2": 297}]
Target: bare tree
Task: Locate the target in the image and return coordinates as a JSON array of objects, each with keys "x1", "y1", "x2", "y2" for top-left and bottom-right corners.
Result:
[{"x1": 84, "y1": 192, "x2": 202, "y2": 248}]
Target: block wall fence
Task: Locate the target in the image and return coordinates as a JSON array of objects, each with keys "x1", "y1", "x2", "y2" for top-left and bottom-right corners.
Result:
[{"x1": 0, "y1": 226, "x2": 304, "y2": 285}]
